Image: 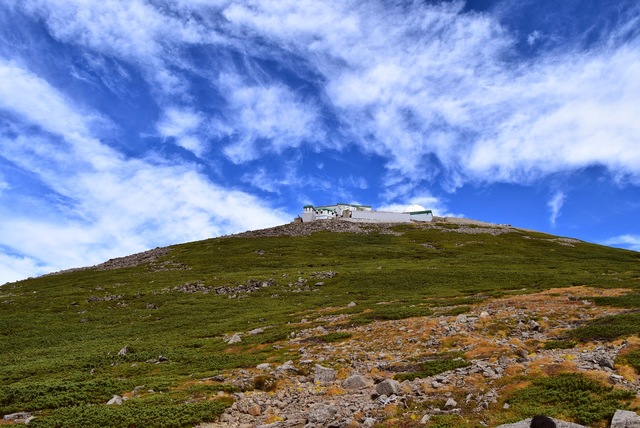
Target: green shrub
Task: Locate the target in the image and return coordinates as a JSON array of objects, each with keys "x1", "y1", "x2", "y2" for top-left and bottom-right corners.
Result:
[
  {"x1": 616, "y1": 349, "x2": 640, "y2": 373},
  {"x1": 28, "y1": 398, "x2": 229, "y2": 428},
  {"x1": 0, "y1": 379, "x2": 127, "y2": 413},
  {"x1": 395, "y1": 354, "x2": 470, "y2": 382},
  {"x1": 506, "y1": 373, "x2": 633, "y2": 426},
  {"x1": 568, "y1": 312, "x2": 640, "y2": 341},
  {"x1": 543, "y1": 340, "x2": 577, "y2": 350},
  {"x1": 439, "y1": 305, "x2": 470, "y2": 316},
  {"x1": 427, "y1": 414, "x2": 471, "y2": 427},
  {"x1": 591, "y1": 294, "x2": 640, "y2": 308}
]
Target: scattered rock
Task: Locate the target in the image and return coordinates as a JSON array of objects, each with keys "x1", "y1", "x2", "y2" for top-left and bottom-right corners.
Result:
[
  {"x1": 611, "y1": 409, "x2": 640, "y2": 427},
  {"x1": 118, "y1": 346, "x2": 132, "y2": 356},
  {"x1": 106, "y1": 395, "x2": 123, "y2": 405},
  {"x1": 3, "y1": 412, "x2": 33, "y2": 422},
  {"x1": 307, "y1": 403, "x2": 337, "y2": 424},
  {"x1": 529, "y1": 320, "x2": 541, "y2": 331},
  {"x1": 314, "y1": 364, "x2": 336, "y2": 384},
  {"x1": 347, "y1": 301, "x2": 357, "y2": 307},
  {"x1": 275, "y1": 360, "x2": 297, "y2": 374},
  {"x1": 247, "y1": 404, "x2": 262, "y2": 416},
  {"x1": 598, "y1": 356, "x2": 615, "y2": 370},
  {"x1": 444, "y1": 398, "x2": 457, "y2": 409},
  {"x1": 342, "y1": 374, "x2": 368, "y2": 390},
  {"x1": 376, "y1": 379, "x2": 401, "y2": 396},
  {"x1": 227, "y1": 333, "x2": 242, "y2": 344}
]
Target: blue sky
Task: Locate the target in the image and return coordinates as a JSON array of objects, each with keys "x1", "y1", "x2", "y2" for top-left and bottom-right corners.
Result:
[{"x1": 1, "y1": 0, "x2": 640, "y2": 284}]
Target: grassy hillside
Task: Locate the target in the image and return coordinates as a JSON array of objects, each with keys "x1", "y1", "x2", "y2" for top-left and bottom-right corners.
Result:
[{"x1": 1, "y1": 221, "x2": 639, "y2": 427}]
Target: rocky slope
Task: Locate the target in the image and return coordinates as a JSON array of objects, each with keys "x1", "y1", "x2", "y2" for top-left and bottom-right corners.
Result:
[{"x1": 193, "y1": 286, "x2": 640, "y2": 428}]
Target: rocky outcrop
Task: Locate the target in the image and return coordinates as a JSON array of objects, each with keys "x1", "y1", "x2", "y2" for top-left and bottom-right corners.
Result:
[
  {"x1": 611, "y1": 410, "x2": 640, "y2": 428},
  {"x1": 44, "y1": 247, "x2": 172, "y2": 276},
  {"x1": 193, "y1": 286, "x2": 638, "y2": 428},
  {"x1": 3, "y1": 412, "x2": 34, "y2": 424}
]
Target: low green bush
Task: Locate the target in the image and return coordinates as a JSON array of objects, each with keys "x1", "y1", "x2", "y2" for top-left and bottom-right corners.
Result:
[
  {"x1": 28, "y1": 398, "x2": 229, "y2": 428},
  {"x1": 439, "y1": 305, "x2": 470, "y2": 316},
  {"x1": 427, "y1": 414, "x2": 471, "y2": 427},
  {"x1": 590, "y1": 294, "x2": 640, "y2": 309},
  {"x1": 543, "y1": 339, "x2": 577, "y2": 350},
  {"x1": 395, "y1": 354, "x2": 470, "y2": 382},
  {"x1": 616, "y1": 349, "x2": 640, "y2": 373},
  {"x1": 568, "y1": 312, "x2": 640, "y2": 341},
  {"x1": 0, "y1": 379, "x2": 127, "y2": 414},
  {"x1": 506, "y1": 373, "x2": 634, "y2": 426}
]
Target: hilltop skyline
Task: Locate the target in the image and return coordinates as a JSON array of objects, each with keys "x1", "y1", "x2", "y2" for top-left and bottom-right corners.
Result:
[{"x1": 1, "y1": 0, "x2": 640, "y2": 284}]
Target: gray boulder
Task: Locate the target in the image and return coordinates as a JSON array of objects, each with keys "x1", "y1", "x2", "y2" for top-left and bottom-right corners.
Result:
[
  {"x1": 313, "y1": 364, "x2": 336, "y2": 384},
  {"x1": 307, "y1": 403, "x2": 337, "y2": 424},
  {"x1": 106, "y1": 395, "x2": 123, "y2": 405},
  {"x1": 376, "y1": 379, "x2": 401, "y2": 396},
  {"x1": 444, "y1": 398, "x2": 457, "y2": 409},
  {"x1": 275, "y1": 360, "x2": 298, "y2": 374},
  {"x1": 611, "y1": 410, "x2": 640, "y2": 428},
  {"x1": 342, "y1": 374, "x2": 368, "y2": 390},
  {"x1": 227, "y1": 333, "x2": 242, "y2": 344},
  {"x1": 3, "y1": 412, "x2": 33, "y2": 422}
]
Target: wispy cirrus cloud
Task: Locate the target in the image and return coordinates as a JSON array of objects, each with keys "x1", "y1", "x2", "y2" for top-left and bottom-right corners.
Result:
[
  {"x1": 216, "y1": 74, "x2": 324, "y2": 164},
  {"x1": 156, "y1": 107, "x2": 205, "y2": 156},
  {"x1": 12, "y1": 0, "x2": 640, "y2": 195},
  {"x1": 602, "y1": 235, "x2": 640, "y2": 252},
  {"x1": 220, "y1": 0, "x2": 640, "y2": 193},
  {"x1": 0, "y1": 60, "x2": 289, "y2": 284},
  {"x1": 548, "y1": 191, "x2": 565, "y2": 227}
]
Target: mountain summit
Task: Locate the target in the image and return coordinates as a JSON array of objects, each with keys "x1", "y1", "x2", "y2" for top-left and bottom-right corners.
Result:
[{"x1": 1, "y1": 221, "x2": 639, "y2": 427}]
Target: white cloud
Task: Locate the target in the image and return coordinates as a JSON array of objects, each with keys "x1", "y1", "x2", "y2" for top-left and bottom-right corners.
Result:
[
  {"x1": 157, "y1": 107, "x2": 205, "y2": 156},
  {"x1": 11, "y1": 0, "x2": 221, "y2": 95},
  {"x1": 548, "y1": 191, "x2": 565, "y2": 227},
  {"x1": 377, "y1": 195, "x2": 453, "y2": 218},
  {"x1": 465, "y1": 45, "x2": 640, "y2": 184},
  {"x1": 9, "y1": 0, "x2": 640, "y2": 195},
  {"x1": 0, "y1": 253, "x2": 55, "y2": 286},
  {"x1": 0, "y1": 61, "x2": 290, "y2": 280},
  {"x1": 527, "y1": 30, "x2": 541, "y2": 46},
  {"x1": 217, "y1": 74, "x2": 324, "y2": 163},
  {"x1": 602, "y1": 235, "x2": 640, "y2": 252},
  {"x1": 218, "y1": 0, "x2": 640, "y2": 191}
]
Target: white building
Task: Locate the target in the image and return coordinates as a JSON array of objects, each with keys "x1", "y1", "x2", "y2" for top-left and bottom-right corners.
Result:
[{"x1": 300, "y1": 203, "x2": 433, "y2": 223}]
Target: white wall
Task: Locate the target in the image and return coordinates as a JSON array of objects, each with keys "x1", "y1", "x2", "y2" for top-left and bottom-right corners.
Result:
[{"x1": 350, "y1": 211, "x2": 410, "y2": 222}]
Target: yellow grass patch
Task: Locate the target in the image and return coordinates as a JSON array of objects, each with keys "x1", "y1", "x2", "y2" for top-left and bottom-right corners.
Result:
[{"x1": 617, "y1": 365, "x2": 637, "y2": 382}]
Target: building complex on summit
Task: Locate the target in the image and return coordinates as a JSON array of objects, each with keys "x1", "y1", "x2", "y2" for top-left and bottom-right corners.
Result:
[{"x1": 300, "y1": 203, "x2": 433, "y2": 223}]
